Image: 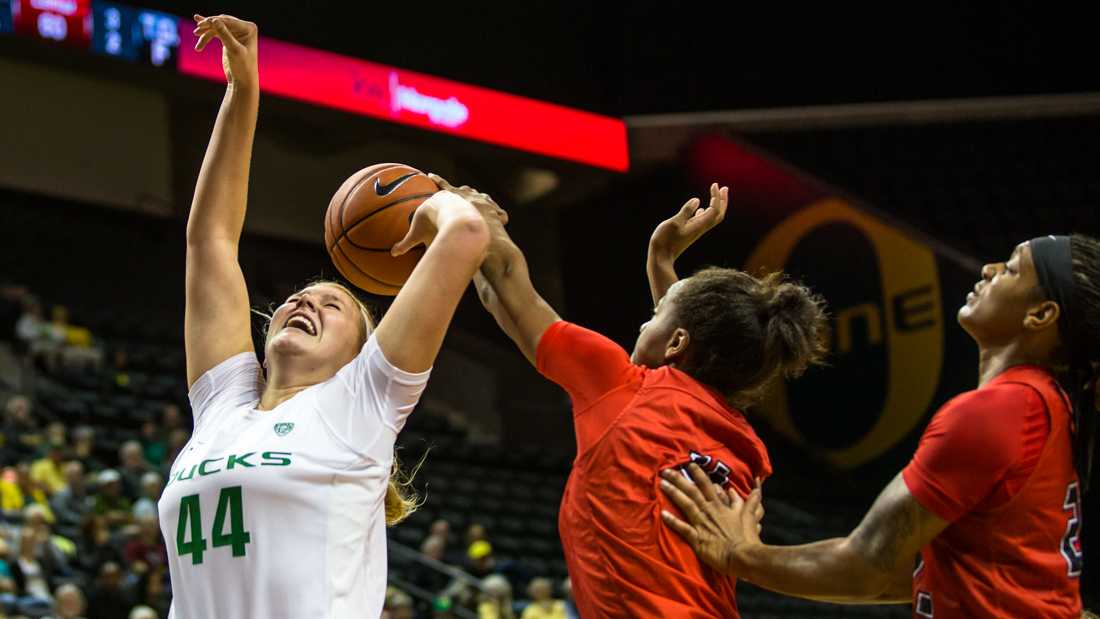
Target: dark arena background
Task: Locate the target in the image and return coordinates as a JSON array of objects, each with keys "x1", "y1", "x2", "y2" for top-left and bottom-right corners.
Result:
[{"x1": 0, "y1": 2, "x2": 1097, "y2": 618}]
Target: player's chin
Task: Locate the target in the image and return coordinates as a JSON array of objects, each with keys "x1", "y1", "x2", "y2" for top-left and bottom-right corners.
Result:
[{"x1": 268, "y1": 329, "x2": 315, "y2": 353}]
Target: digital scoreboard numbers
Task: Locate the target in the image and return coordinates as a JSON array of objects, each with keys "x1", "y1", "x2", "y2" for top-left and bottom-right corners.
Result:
[
  {"x1": 12, "y1": 0, "x2": 92, "y2": 47},
  {"x1": 0, "y1": 1, "x2": 14, "y2": 34},
  {"x1": 91, "y1": 1, "x2": 178, "y2": 67}
]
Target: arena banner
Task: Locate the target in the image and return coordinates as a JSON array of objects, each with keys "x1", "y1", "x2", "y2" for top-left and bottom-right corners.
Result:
[{"x1": 685, "y1": 134, "x2": 982, "y2": 472}]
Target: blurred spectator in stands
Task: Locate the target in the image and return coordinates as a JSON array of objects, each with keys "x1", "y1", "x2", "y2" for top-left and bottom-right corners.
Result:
[
  {"x1": 0, "y1": 284, "x2": 28, "y2": 345},
  {"x1": 71, "y1": 427, "x2": 104, "y2": 473},
  {"x1": 560, "y1": 579, "x2": 577, "y2": 619},
  {"x1": 466, "y1": 522, "x2": 488, "y2": 548},
  {"x1": 118, "y1": 442, "x2": 151, "y2": 500},
  {"x1": 139, "y1": 421, "x2": 166, "y2": 468},
  {"x1": 104, "y1": 348, "x2": 134, "y2": 397},
  {"x1": 432, "y1": 595, "x2": 457, "y2": 618},
  {"x1": 1, "y1": 463, "x2": 54, "y2": 522},
  {"x1": 14, "y1": 294, "x2": 47, "y2": 359},
  {"x1": 2, "y1": 395, "x2": 42, "y2": 462},
  {"x1": 20, "y1": 504, "x2": 72, "y2": 566},
  {"x1": 45, "y1": 423, "x2": 66, "y2": 449},
  {"x1": 431, "y1": 518, "x2": 464, "y2": 565},
  {"x1": 161, "y1": 403, "x2": 182, "y2": 434},
  {"x1": 132, "y1": 473, "x2": 162, "y2": 521},
  {"x1": 123, "y1": 515, "x2": 166, "y2": 576},
  {"x1": 478, "y1": 574, "x2": 515, "y2": 619},
  {"x1": 51, "y1": 462, "x2": 91, "y2": 537},
  {"x1": 46, "y1": 306, "x2": 101, "y2": 371},
  {"x1": 466, "y1": 540, "x2": 495, "y2": 579},
  {"x1": 76, "y1": 515, "x2": 122, "y2": 575},
  {"x1": 91, "y1": 470, "x2": 131, "y2": 528},
  {"x1": 163, "y1": 429, "x2": 190, "y2": 472},
  {"x1": 520, "y1": 578, "x2": 565, "y2": 619},
  {"x1": 383, "y1": 589, "x2": 415, "y2": 619},
  {"x1": 85, "y1": 562, "x2": 133, "y2": 619},
  {"x1": 128, "y1": 605, "x2": 158, "y2": 619},
  {"x1": 133, "y1": 566, "x2": 169, "y2": 619},
  {"x1": 51, "y1": 583, "x2": 86, "y2": 619},
  {"x1": 10, "y1": 519, "x2": 55, "y2": 603},
  {"x1": 0, "y1": 536, "x2": 15, "y2": 595},
  {"x1": 30, "y1": 442, "x2": 67, "y2": 496},
  {"x1": 410, "y1": 535, "x2": 452, "y2": 594}
]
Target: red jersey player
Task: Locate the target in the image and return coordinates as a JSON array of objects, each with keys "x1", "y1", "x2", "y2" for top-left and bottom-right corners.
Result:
[
  {"x1": 435, "y1": 176, "x2": 828, "y2": 618},
  {"x1": 662, "y1": 235, "x2": 1100, "y2": 617}
]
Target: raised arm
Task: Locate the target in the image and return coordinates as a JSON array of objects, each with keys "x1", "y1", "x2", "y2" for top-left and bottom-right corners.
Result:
[
  {"x1": 372, "y1": 191, "x2": 490, "y2": 373},
  {"x1": 425, "y1": 176, "x2": 560, "y2": 367},
  {"x1": 661, "y1": 466, "x2": 943, "y2": 604},
  {"x1": 184, "y1": 15, "x2": 260, "y2": 387},
  {"x1": 647, "y1": 183, "x2": 728, "y2": 306}
]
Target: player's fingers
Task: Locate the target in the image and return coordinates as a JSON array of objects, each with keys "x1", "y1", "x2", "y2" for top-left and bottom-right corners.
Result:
[
  {"x1": 391, "y1": 209, "x2": 427, "y2": 256},
  {"x1": 193, "y1": 14, "x2": 205, "y2": 23},
  {"x1": 427, "y1": 173, "x2": 454, "y2": 191},
  {"x1": 211, "y1": 18, "x2": 244, "y2": 52},
  {"x1": 744, "y1": 487, "x2": 763, "y2": 520},
  {"x1": 687, "y1": 463, "x2": 718, "y2": 503},
  {"x1": 662, "y1": 469, "x2": 709, "y2": 509},
  {"x1": 195, "y1": 31, "x2": 215, "y2": 52},
  {"x1": 717, "y1": 186, "x2": 729, "y2": 221},
  {"x1": 661, "y1": 510, "x2": 699, "y2": 546},
  {"x1": 659, "y1": 475, "x2": 707, "y2": 523},
  {"x1": 752, "y1": 499, "x2": 765, "y2": 522},
  {"x1": 678, "y1": 197, "x2": 700, "y2": 219}
]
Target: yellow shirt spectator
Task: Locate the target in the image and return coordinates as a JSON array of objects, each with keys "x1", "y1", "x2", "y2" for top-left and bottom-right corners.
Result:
[
  {"x1": 520, "y1": 600, "x2": 567, "y2": 619},
  {"x1": 30, "y1": 456, "x2": 66, "y2": 495},
  {"x1": 0, "y1": 479, "x2": 55, "y2": 523}
]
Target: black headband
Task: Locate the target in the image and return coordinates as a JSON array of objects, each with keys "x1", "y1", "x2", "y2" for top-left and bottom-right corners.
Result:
[{"x1": 1030, "y1": 235, "x2": 1084, "y2": 363}]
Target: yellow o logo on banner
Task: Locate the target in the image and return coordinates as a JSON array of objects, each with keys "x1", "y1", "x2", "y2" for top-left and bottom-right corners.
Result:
[{"x1": 745, "y1": 199, "x2": 944, "y2": 469}]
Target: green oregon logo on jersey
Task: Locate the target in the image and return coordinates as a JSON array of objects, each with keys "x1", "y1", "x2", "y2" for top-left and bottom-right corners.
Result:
[{"x1": 274, "y1": 422, "x2": 295, "y2": 437}]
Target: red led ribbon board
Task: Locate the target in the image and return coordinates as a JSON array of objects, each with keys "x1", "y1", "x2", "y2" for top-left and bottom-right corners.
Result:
[
  {"x1": 177, "y1": 26, "x2": 628, "y2": 172},
  {"x1": 13, "y1": 0, "x2": 92, "y2": 47}
]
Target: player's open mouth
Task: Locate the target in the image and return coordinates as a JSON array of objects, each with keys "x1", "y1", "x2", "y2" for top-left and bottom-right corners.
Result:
[{"x1": 285, "y1": 313, "x2": 317, "y2": 336}]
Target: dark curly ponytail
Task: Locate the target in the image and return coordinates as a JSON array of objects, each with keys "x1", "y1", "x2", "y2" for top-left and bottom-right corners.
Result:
[
  {"x1": 1069, "y1": 234, "x2": 1100, "y2": 488},
  {"x1": 673, "y1": 268, "x2": 829, "y2": 408}
]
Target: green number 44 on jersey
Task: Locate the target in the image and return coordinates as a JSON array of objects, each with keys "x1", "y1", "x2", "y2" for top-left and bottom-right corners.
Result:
[{"x1": 177, "y1": 486, "x2": 252, "y2": 565}]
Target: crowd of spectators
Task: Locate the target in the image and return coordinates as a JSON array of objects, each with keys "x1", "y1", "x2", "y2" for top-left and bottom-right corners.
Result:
[
  {"x1": 1, "y1": 283, "x2": 176, "y2": 619},
  {"x1": 381, "y1": 519, "x2": 576, "y2": 619}
]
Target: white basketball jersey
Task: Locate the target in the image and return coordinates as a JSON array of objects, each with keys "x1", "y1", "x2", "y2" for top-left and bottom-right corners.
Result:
[{"x1": 158, "y1": 336, "x2": 429, "y2": 619}]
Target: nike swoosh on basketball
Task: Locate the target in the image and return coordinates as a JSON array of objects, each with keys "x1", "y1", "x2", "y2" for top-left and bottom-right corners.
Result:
[{"x1": 374, "y1": 172, "x2": 418, "y2": 197}]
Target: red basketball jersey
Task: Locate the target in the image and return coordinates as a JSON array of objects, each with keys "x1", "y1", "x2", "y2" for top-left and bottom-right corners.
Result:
[
  {"x1": 903, "y1": 365, "x2": 1082, "y2": 618},
  {"x1": 537, "y1": 321, "x2": 772, "y2": 619}
]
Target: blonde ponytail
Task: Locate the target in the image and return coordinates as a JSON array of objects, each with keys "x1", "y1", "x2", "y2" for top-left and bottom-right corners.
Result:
[{"x1": 384, "y1": 452, "x2": 425, "y2": 526}]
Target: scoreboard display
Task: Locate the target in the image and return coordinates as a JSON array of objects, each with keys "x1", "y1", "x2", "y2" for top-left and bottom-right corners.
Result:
[
  {"x1": 91, "y1": 1, "x2": 177, "y2": 66},
  {"x1": 12, "y1": 0, "x2": 92, "y2": 47},
  {"x1": 1, "y1": 0, "x2": 628, "y2": 170},
  {"x1": 0, "y1": 1, "x2": 13, "y2": 34}
]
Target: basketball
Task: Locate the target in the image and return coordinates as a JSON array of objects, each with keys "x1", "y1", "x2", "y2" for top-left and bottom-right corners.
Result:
[{"x1": 324, "y1": 163, "x2": 439, "y2": 295}]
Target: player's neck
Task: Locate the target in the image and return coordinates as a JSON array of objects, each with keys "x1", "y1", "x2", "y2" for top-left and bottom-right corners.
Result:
[
  {"x1": 258, "y1": 369, "x2": 316, "y2": 410},
  {"x1": 976, "y1": 340, "x2": 1048, "y2": 387}
]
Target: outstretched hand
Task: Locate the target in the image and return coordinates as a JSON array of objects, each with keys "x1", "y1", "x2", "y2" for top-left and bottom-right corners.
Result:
[
  {"x1": 192, "y1": 14, "x2": 258, "y2": 89},
  {"x1": 427, "y1": 174, "x2": 509, "y2": 228},
  {"x1": 659, "y1": 463, "x2": 763, "y2": 576},
  {"x1": 650, "y1": 183, "x2": 729, "y2": 262}
]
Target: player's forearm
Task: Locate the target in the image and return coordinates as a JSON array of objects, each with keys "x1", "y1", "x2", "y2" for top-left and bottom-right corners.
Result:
[
  {"x1": 186, "y1": 84, "x2": 259, "y2": 248},
  {"x1": 646, "y1": 246, "x2": 679, "y2": 307},
  {"x1": 732, "y1": 537, "x2": 898, "y2": 602},
  {"x1": 477, "y1": 226, "x2": 559, "y2": 364}
]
